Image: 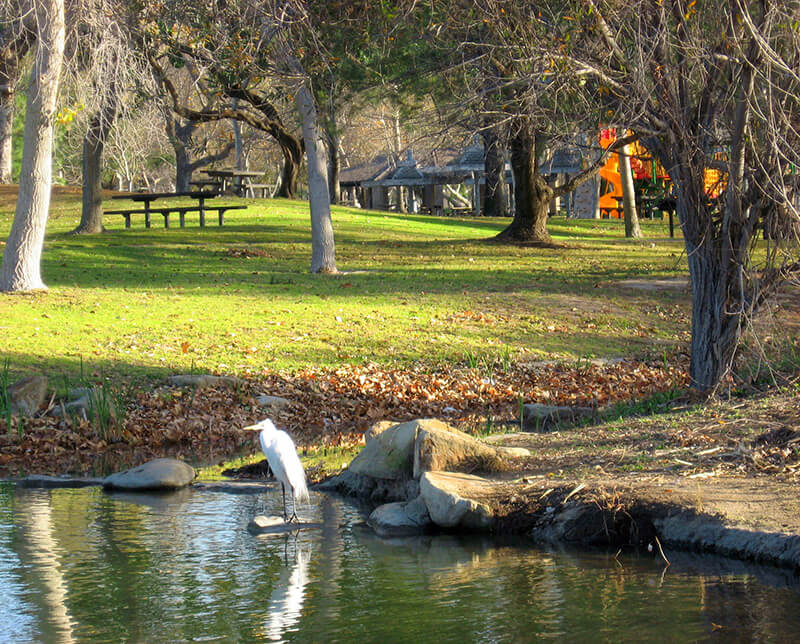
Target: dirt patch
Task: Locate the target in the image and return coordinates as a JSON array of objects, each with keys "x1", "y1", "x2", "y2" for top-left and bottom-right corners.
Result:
[{"x1": 483, "y1": 391, "x2": 800, "y2": 568}]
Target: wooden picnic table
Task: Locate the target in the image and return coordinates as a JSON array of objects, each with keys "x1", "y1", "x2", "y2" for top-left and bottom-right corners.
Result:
[
  {"x1": 201, "y1": 169, "x2": 266, "y2": 197},
  {"x1": 107, "y1": 190, "x2": 245, "y2": 228}
]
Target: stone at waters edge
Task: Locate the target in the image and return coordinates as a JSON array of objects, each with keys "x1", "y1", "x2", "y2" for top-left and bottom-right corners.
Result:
[
  {"x1": 324, "y1": 418, "x2": 529, "y2": 532},
  {"x1": 419, "y1": 471, "x2": 495, "y2": 530},
  {"x1": 368, "y1": 496, "x2": 433, "y2": 537},
  {"x1": 347, "y1": 420, "x2": 420, "y2": 480},
  {"x1": 7, "y1": 375, "x2": 48, "y2": 416},
  {"x1": 247, "y1": 515, "x2": 323, "y2": 535},
  {"x1": 103, "y1": 458, "x2": 195, "y2": 491}
]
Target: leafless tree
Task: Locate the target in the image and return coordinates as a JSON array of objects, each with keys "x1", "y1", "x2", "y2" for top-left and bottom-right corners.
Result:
[{"x1": 561, "y1": 0, "x2": 800, "y2": 391}]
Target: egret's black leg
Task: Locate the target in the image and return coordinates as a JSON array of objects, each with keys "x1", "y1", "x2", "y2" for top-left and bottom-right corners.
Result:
[
  {"x1": 281, "y1": 483, "x2": 288, "y2": 521},
  {"x1": 288, "y1": 490, "x2": 299, "y2": 523}
]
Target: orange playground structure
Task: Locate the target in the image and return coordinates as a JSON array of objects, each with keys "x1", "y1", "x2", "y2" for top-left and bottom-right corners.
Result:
[{"x1": 596, "y1": 128, "x2": 726, "y2": 219}]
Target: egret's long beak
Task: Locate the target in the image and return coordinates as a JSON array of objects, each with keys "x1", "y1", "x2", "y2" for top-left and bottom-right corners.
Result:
[{"x1": 242, "y1": 424, "x2": 263, "y2": 431}]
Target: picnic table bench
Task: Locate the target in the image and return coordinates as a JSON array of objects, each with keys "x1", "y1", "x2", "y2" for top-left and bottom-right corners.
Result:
[
  {"x1": 106, "y1": 191, "x2": 246, "y2": 229},
  {"x1": 202, "y1": 169, "x2": 266, "y2": 197}
]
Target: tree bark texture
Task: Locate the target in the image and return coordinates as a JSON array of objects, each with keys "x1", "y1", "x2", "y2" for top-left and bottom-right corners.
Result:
[
  {"x1": 75, "y1": 85, "x2": 118, "y2": 234},
  {"x1": 619, "y1": 143, "x2": 642, "y2": 238},
  {"x1": 165, "y1": 114, "x2": 235, "y2": 193},
  {"x1": 276, "y1": 134, "x2": 302, "y2": 198},
  {"x1": 495, "y1": 129, "x2": 552, "y2": 243},
  {"x1": 1, "y1": 0, "x2": 65, "y2": 292},
  {"x1": 0, "y1": 90, "x2": 14, "y2": 183},
  {"x1": 294, "y1": 79, "x2": 336, "y2": 273},
  {"x1": 0, "y1": 20, "x2": 33, "y2": 184},
  {"x1": 482, "y1": 127, "x2": 509, "y2": 217},
  {"x1": 326, "y1": 129, "x2": 341, "y2": 204}
]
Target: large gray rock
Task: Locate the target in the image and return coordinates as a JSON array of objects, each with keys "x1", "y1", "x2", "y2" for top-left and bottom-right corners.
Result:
[
  {"x1": 336, "y1": 419, "x2": 528, "y2": 506},
  {"x1": 8, "y1": 375, "x2": 48, "y2": 416},
  {"x1": 168, "y1": 374, "x2": 244, "y2": 389},
  {"x1": 368, "y1": 496, "x2": 432, "y2": 537},
  {"x1": 364, "y1": 420, "x2": 398, "y2": 444},
  {"x1": 420, "y1": 471, "x2": 495, "y2": 531},
  {"x1": 103, "y1": 458, "x2": 195, "y2": 491},
  {"x1": 317, "y1": 469, "x2": 420, "y2": 504},
  {"x1": 413, "y1": 421, "x2": 512, "y2": 478},
  {"x1": 347, "y1": 420, "x2": 420, "y2": 480}
]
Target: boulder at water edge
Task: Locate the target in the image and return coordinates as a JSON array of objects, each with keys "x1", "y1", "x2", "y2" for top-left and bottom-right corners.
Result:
[
  {"x1": 420, "y1": 471, "x2": 497, "y2": 530},
  {"x1": 368, "y1": 496, "x2": 433, "y2": 537},
  {"x1": 103, "y1": 458, "x2": 195, "y2": 491}
]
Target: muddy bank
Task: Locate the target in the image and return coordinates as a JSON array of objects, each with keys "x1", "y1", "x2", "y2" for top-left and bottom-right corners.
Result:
[{"x1": 493, "y1": 478, "x2": 800, "y2": 571}]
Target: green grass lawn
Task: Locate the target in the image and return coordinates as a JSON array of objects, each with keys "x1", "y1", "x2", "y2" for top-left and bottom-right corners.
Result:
[{"x1": 0, "y1": 186, "x2": 692, "y2": 383}]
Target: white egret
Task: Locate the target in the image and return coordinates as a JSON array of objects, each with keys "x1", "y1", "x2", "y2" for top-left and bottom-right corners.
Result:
[{"x1": 243, "y1": 419, "x2": 309, "y2": 522}]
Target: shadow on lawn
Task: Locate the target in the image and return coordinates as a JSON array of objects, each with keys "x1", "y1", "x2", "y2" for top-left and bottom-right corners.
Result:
[{"x1": 42, "y1": 226, "x2": 688, "y2": 302}]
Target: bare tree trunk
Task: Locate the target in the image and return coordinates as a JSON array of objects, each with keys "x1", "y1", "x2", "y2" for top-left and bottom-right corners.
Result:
[
  {"x1": 0, "y1": 27, "x2": 33, "y2": 185},
  {"x1": 232, "y1": 97, "x2": 244, "y2": 170},
  {"x1": 322, "y1": 101, "x2": 341, "y2": 204},
  {"x1": 483, "y1": 126, "x2": 509, "y2": 217},
  {"x1": 275, "y1": 136, "x2": 302, "y2": 198},
  {"x1": 1, "y1": 0, "x2": 65, "y2": 292},
  {"x1": 75, "y1": 84, "x2": 118, "y2": 234},
  {"x1": 619, "y1": 143, "x2": 642, "y2": 238},
  {"x1": 495, "y1": 129, "x2": 553, "y2": 243},
  {"x1": 294, "y1": 79, "x2": 336, "y2": 273},
  {"x1": 326, "y1": 130, "x2": 340, "y2": 204},
  {"x1": 0, "y1": 89, "x2": 14, "y2": 183}
]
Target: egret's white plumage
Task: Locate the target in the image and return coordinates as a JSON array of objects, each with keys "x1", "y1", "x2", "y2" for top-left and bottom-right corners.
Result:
[{"x1": 244, "y1": 418, "x2": 309, "y2": 521}]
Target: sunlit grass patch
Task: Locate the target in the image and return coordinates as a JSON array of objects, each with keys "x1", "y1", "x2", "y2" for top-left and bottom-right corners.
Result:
[{"x1": 0, "y1": 188, "x2": 694, "y2": 383}]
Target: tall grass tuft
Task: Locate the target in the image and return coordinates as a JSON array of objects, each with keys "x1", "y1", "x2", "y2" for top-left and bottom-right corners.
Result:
[{"x1": 0, "y1": 359, "x2": 12, "y2": 432}]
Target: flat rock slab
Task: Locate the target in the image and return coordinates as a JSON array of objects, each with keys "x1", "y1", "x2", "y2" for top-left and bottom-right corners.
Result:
[
  {"x1": 168, "y1": 374, "x2": 245, "y2": 389},
  {"x1": 17, "y1": 475, "x2": 103, "y2": 489},
  {"x1": 247, "y1": 515, "x2": 323, "y2": 535},
  {"x1": 193, "y1": 481, "x2": 270, "y2": 494},
  {"x1": 522, "y1": 404, "x2": 595, "y2": 431},
  {"x1": 103, "y1": 458, "x2": 195, "y2": 491}
]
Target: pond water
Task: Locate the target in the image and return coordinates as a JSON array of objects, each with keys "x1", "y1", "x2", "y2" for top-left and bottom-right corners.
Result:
[{"x1": 1, "y1": 482, "x2": 799, "y2": 643}]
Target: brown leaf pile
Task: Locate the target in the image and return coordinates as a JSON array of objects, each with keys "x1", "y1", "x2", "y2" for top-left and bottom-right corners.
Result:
[{"x1": 0, "y1": 360, "x2": 687, "y2": 478}]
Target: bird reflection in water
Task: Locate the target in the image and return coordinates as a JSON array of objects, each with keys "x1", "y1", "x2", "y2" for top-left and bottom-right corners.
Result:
[{"x1": 264, "y1": 534, "x2": 310, "y2": 642}]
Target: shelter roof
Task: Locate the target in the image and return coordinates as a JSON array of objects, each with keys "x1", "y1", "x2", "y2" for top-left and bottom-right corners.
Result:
[
  {"x1": 339, "y1": 155, "x2": 394, "y2": 186},
  {"x1": 541, "y1": 147, "x2": 584, "y2": 175}
]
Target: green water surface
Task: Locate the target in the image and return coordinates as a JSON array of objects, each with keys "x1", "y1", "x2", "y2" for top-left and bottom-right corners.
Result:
[{"x1": 1, "y1": 483, "x2": 798, "y2": 643}]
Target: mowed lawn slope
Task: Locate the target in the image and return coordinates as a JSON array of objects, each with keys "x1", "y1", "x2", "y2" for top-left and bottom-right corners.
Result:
[{"x1": 0, "y1": 186, "x2": 693, "y2": 381}]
